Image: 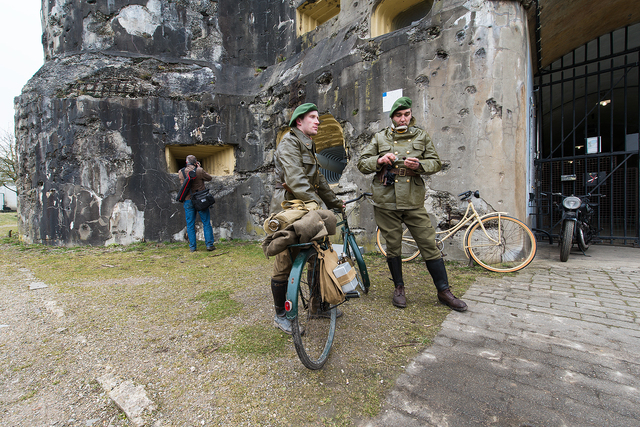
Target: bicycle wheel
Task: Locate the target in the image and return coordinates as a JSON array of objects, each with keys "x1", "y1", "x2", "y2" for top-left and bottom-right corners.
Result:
[
  {"x1": 344, "y1": 234, "x2": 370, "y2": 293},
  {"x1": 560, "y1": 220, "x2": 574, "y2": 262},
  {"x1": 376, "y1": 226, "x2": 420, "y2": 262},
  {"x1": 466, "y1": 215, "x2": 537, "y2": 272},
  {"x1": 290, "y1": 249, "x2": 336, "y2": 370}
]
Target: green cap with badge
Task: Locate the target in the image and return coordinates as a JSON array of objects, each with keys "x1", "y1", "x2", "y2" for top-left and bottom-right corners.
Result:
[
  {"x1": 389, "y1": 96, "x2": 412, "y2": 117},
  {"x1": 289, "y1": 103, "x2": 318, "y2": 127}
]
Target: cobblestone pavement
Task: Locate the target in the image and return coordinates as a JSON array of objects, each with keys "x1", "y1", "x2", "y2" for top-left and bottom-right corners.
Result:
[{"x1": 362, "y1": 244, "x2": 640, "y2": 427}]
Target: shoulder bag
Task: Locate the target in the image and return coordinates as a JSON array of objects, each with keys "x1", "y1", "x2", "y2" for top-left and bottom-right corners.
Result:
[{"x1": 192, "y1": 188, "x2": 216, "y2": 211}]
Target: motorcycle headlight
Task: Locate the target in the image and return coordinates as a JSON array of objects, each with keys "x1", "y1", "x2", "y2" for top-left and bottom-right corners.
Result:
[{"x1": 563, "y1": 196, "x2": 581, "y2": 209}]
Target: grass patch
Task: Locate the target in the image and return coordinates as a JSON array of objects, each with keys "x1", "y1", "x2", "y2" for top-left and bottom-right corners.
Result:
[
  {"x1": 195, "y1": 289, "x2": 242, "y2": 321},
  {"x1": 0, "y1": 211, "x2": 18, "y2": 239},
  {"x1": 222, "y1": 325, "x2": 288, "y2": 356}
]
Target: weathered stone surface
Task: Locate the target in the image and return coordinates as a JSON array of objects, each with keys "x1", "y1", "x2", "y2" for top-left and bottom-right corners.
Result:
[
  {"x1": 16, "y1": 0, "x2": 534, "y2": 257},
  {"x1": 97, "y1": 372, "x2": 156, "y2": 427}
]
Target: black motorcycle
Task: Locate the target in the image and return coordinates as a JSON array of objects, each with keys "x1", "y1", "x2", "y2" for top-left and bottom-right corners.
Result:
[{"x1": 553, "y1": 192, "x2": 601, "y2": 262}]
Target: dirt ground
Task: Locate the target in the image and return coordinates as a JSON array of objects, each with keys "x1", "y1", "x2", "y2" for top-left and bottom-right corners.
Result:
[{"x1": 0, "y1": 232, "x2": 482, "y2": 427}]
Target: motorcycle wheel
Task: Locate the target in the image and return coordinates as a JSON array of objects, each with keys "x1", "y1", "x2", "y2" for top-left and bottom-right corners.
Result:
[
  {"x1": 577, "y1": 223, "x2": 591, "y2": 252},
  {"x1": 560, "y1": 220, "x2": 574, "y2": 262}
]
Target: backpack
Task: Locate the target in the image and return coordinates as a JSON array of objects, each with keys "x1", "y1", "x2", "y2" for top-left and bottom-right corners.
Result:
[{"x1": 176, "y1": 167, "x2": 197, "y2": 203}]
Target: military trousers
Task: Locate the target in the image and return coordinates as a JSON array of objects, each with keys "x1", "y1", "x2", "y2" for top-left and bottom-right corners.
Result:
[
  {"x1": 271, "y1": 248, "x2": 300, "y2": 282},
  {"x1": 374, "y1": 206, "x2": 441, "y2": 261}
]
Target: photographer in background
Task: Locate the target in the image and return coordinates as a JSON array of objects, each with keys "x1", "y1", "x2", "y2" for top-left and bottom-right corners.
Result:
[{"x1": 179, "y1": 155, "x2": 216, "y2": 252}]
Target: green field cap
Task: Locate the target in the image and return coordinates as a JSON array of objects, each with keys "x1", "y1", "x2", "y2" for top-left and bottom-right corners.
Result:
[
  {"x1": 390, "y1": 96, "x2": 412, "y2": 117},
  {"x1": 289, "y1": 103, "x2": 318, "y2": 126}
]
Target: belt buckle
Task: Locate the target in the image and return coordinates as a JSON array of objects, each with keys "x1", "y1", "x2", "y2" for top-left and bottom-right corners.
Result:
[{"x1": 398, "y1": 168, "x2": 407, "y2": 177}]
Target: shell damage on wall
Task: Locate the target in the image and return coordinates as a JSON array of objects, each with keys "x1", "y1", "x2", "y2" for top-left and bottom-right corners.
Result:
[{"x1": 15, "y1": 0, "x2": 532, "y2": 254}]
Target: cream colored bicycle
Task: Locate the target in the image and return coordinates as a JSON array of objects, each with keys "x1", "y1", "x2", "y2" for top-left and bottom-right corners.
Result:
[{"x1": 376, "y1": 190, "x2": 537, "y2": 273}]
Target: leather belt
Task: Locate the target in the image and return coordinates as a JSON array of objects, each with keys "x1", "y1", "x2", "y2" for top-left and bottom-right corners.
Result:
[{"x1": 388, "y1": 167, "x2": 419, "y2": 177}]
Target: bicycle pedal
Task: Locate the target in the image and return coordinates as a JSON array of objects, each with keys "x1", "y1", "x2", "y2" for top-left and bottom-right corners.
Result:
[{"x1": 345, "y1": 290, "x2": 360, "y2": 299}]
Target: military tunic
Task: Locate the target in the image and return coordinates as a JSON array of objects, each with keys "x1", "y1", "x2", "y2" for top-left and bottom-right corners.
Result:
[
  {"x1": 270, "y1": 127, "x2": 342, "y2": 215},
  {"x1": 357, "y1": 124, "x2": 442, "y2": 260},
  {"x1": 270, "y1": 127, "x2": 342, "y2": 280}
]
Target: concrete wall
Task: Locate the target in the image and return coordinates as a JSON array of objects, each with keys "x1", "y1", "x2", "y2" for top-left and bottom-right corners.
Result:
[{"x1": 15, "y1": 0, "x2": 533, "y2": 257}]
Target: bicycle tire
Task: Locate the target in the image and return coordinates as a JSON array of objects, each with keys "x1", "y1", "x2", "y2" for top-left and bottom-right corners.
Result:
[
  {"x1": 375, "y1": 226, "x2": 420, "y2": 262},
  {"x1": 345, "y1": 234, "x2": 370, "y2": 294},
  {"x1": 560, "y1": 220, "x2": 574, "y2": 262},
  {"x1": 290, "y1": 248, "x2": 336, "y2": 370},
  {"x1": 466, "y1": 214, "x2": 537, "y2": 272}
]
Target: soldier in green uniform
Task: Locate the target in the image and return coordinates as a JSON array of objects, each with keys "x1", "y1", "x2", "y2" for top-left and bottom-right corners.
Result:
[
  {"x1": 357, "y1": 97, "x2": 467, "y2": 312},
  {"x1": 269, "y1": 103, "x2": 344, "y2": 334}
]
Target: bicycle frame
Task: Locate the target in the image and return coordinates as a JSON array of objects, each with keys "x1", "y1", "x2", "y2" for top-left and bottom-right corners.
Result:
[
  {"x1": 284, "y1": 242, "x2": 316, "y2": 320},
  {"x1": 435, "y1": 198, "x2": 509, "y2": 251},
  {"x1": 284, "y1": 193, "x2": 371, "y2": 319}
]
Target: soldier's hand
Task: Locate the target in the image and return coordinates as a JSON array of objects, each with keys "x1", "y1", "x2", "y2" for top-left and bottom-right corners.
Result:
[
  {"x1": 377, "y1": 153, "x2": 397, "y2": 166},
  {"x1": 404, "y1": 157, "x2": 420, "y2": 170}
]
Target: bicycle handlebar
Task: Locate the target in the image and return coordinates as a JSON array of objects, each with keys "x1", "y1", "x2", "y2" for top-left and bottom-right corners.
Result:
[
  {"x1": 331, "y1": 192, "x2": 372, "y2": 214},
  {"x1": 344, "y1": 192, "x2": 372, "y2": 205},
  {"x1": 458, "y1": 190, "x2": 480, "y2": 201}
]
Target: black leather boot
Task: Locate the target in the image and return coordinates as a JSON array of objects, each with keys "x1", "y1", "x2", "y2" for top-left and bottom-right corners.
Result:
[
  {"x1": 270, "y1": 278, "x2": 288, "y2": 316},
  {"x1": 425, "y1": 258, "x2": 468, "y2": 312},
  {"x1": 387, "y1": 256, "x2": 406, "y2": 308}
]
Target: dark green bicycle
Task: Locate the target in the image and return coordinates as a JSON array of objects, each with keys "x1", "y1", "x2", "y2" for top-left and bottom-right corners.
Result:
[{"x1": 284, "y1": 193, "x2": 371, "y2": 369}]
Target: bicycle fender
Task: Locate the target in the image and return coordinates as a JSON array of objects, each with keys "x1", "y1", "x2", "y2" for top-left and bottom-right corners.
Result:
[{"x1": 285, "y1": 247, "x2": 314, "y2": 320}]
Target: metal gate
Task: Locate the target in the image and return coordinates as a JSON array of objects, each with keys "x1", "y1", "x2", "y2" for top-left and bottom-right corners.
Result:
[{"x1": 533, "y1": 24, "x2": 640, "y2": 246}]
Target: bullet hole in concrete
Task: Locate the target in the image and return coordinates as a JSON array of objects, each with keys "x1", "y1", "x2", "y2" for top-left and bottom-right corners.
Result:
[
  {"x1": 240, "y1": 101, "x2": 245, "y2": 106},
  {"x1": 458, "y1": 146, "x2": 466, "y2": 151},
  {"x1": 415, "y1": 74, "x2": 429, "y2": 86},
  {"x1": 409, "y1": 26, "x2": 441, "y2": 43},
  {"x1": 456, "y1": 30, "x2": 465, "y2": 44},
  {"x1": 465, "y1": 85, "x2": 477, "y2": 94},
  {"x1": 486, "y1": 98, "x2": 503, "y2": 119},
  {"x1": 437, "y1": 49, "x2": 448, "y2": 59},
  {"x1": 475, "y1": 48, "x2": 486, "y2": 58},
  {"x1": 316, "y1": 71, "x2": 332, "y2": 86}
]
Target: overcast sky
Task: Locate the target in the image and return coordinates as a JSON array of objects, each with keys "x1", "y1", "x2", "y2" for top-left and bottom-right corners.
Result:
[{"x1": 0, "y1": 3, "x2": 44, "y2": 134}]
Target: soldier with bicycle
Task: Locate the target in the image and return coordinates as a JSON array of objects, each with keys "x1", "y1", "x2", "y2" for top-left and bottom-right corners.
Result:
[
  {"x1": 269, "y1": 103, "x2": 345, "y2": 334},
  {"x1": 357, "y1": 97, "x2": 467, "y2": 312}
]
